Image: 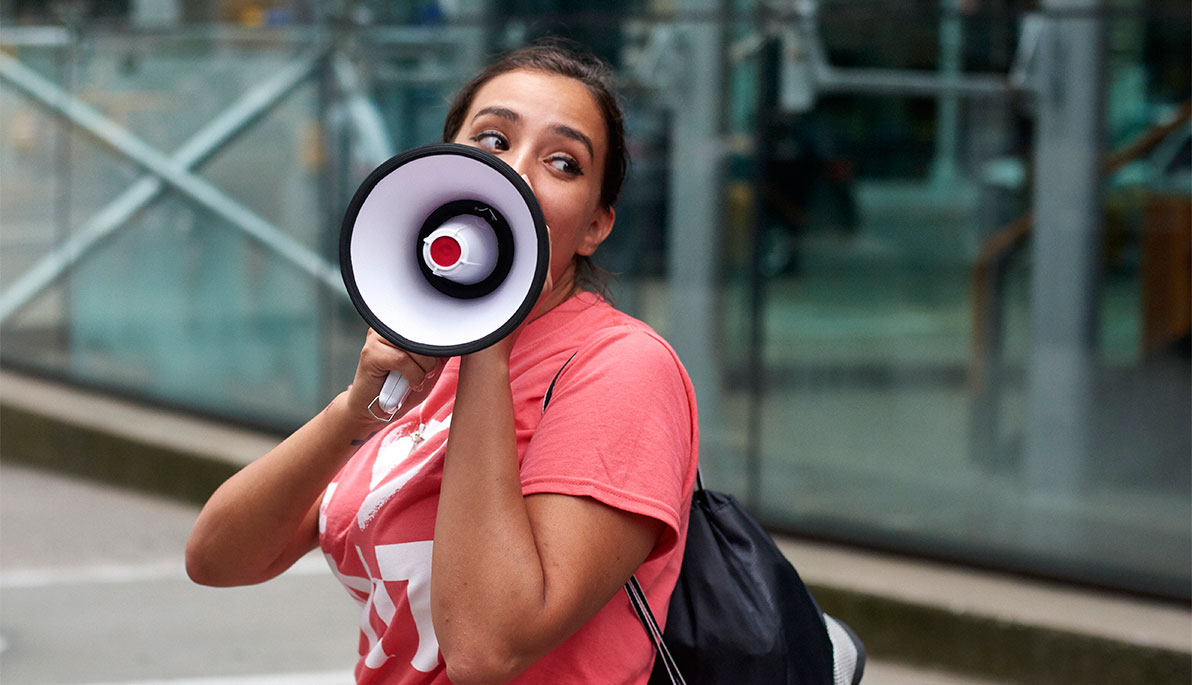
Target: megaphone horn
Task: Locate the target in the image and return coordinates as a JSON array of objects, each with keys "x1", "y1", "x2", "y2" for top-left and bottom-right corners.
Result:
[{"x1": 339, "y1": 143, "x2": 549, "y2": 418}]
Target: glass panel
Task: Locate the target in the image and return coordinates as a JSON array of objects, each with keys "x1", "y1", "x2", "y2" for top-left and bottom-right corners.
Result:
[
  {"x1": 742, "y1": 3, "x2": 1190, "y2": 598},
  {"x1": 0, "y1": 30, "x2": 332, "y2": 426},
  {"x1": 1, "y1": 1, "x2": 1187, "y2": 598}
]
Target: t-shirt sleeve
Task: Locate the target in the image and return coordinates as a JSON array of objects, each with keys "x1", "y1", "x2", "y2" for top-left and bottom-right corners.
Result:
[{"x1": 520, "y1": 326, "x2": 695, "y2": 557}]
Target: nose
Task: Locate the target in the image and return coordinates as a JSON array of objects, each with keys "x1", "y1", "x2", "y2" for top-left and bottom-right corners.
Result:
[{"x1": 504, "y1": 147, "x2": 535, "y2": 182}]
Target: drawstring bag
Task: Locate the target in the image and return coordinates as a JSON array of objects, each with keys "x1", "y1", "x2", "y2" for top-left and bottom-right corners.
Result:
[
  {"x1": 544, "y1": 353, "x2": 863, "y2": 684},
  {"x1": 626, "y1": 476, "x2": 865, "y2": 685}
]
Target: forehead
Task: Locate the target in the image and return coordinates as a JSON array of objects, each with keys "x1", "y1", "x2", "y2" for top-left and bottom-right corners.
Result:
[{"x1": 466, "y1": 69, "x2": 607, "y2": 154}]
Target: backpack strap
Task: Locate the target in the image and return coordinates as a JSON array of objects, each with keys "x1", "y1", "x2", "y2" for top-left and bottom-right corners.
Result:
[
  {"x1": 627, "y1": 468, "x2": 702, "y2": 685},
  {"x1": 542, "y1": 351, "x2": 578, "y2": 413},
  {"x1": 626, "y1": 576, "x2": 686, "y2": 684},
  {"x1": 541, "y1": 350, "x2": 687, "y2": 684}
]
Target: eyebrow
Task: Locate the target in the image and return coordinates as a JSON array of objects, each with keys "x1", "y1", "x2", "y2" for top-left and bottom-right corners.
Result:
[
  {"x1": 472, "y1": 106, "x2": 595, "y2": 160},
  {"x1": 552, "y1": 124, "x2": 595, "y2": 161},
  {"x1": 473, "y1": 106, "x2": 519, "y2": 123}
]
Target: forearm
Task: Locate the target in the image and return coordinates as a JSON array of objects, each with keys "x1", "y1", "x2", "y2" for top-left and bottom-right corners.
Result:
[
  {"x1": 186, "y1": 391, "x2": 377, "y2": 586},
  {"x1": 431, "y1": 352, "x2": 555, "y2": 680},
  {"x1": 430, "y1": 346, "x2": 668, "y2": 683}
]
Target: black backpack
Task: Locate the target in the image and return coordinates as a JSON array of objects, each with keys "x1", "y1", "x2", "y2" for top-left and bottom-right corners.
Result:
[
  {"x1": 626, "y1": 475, "x2": 865, "y2": 684},
  {"x1": 544, "y1": 353, "x2": 865, "y2": 684}
]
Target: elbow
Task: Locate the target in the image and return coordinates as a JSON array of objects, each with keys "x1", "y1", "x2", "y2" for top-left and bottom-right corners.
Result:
[
  {"x1": 441, "y1": 639, "x2": 532, "y2": 685},
  {"x1": 444, "y1": 656, "x2": 522, "y2": 685},
  {"x1": 185, "y1": 536, "x2": 221, "y2": 586},
  {"x1": 185, "y1": 530, "x2": 240, "y2": 587},
  {"x1": 185, "y1": 542, "x2": 282, "y2": 587}
]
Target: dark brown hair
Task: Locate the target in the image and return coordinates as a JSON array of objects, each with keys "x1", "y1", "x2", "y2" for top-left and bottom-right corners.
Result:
[{"x1": 443, "y1": 40, "x2": 628, "y2": 210}]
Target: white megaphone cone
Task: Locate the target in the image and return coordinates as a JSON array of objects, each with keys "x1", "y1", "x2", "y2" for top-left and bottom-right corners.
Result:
[{"x1": 340, "y1": 143, "x2": 549, "y2": 418}]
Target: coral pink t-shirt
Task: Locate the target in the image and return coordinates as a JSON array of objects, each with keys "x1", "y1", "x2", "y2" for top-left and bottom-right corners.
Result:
[{"x1": 319, "y1": 292, "x2": 700, "y2": 683}]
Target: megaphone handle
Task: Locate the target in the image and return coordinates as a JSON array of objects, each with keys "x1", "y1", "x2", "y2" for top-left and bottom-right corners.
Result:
[{"x1": 377, "y1": 371, "x2": 411, "y2": 416}]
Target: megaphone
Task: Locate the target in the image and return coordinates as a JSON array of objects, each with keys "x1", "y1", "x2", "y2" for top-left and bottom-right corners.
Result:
[{"x1": 340, "y1": 143, "x2": 549, "y2": 417}]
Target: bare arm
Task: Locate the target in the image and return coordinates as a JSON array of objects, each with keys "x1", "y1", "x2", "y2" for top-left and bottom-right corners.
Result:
[
  {"x1": 431, "y1": 348, "x2": 663, "y2": 684},
  {"x1": 186, "y1": 329, "x2": 442, "y2": 587}
]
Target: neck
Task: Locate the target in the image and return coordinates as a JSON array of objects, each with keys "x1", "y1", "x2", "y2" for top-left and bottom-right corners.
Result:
[{"x1": 541, "y1": 260, "x2": 581, "y2": 313}]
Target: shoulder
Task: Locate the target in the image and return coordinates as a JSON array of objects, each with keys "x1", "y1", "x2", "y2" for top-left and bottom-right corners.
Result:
[
  {"x1": 525, "y1": 292, "x2": 695, "y2": 413},
  {"x1": 586, "y1": 322, "x2": 675, "y2": 362},
  {"x1": 524, "y1": 299, "x2": 698, "y2": 546},
  {"x1": 565, "y1": 293, "x2": 683, "y2": 367},
  {"x1": 568, "y1": 315, "x2": 688, "y2": 390}
]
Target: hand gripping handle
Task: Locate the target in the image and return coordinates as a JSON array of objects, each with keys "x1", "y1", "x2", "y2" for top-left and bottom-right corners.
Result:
[{"x1": 370, "y1": 370, "x2": 411, "y2": 421}]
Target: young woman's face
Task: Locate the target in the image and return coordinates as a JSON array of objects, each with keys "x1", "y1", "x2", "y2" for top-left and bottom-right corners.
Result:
[{"x1": 452, "y1": 69, "x2": 615, "y2": 288}]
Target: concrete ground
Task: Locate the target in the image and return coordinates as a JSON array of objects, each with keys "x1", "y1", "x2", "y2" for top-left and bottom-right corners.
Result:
[{"x1": 1, "y1": 460, "x2": 1000, "y2": 685}]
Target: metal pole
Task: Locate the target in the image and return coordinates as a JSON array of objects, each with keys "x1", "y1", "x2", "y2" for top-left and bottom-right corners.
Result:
[
  {"x1": 797, "y1": 1, "x2": 1011, "y2": 100},
  {"x1": 0, "y1": 52, "x2": 344, "y2": 300},
  {"x1": 51, "y1": 15, "x2": 79, "y2": 353},
  {"x1": 1023, "y1": 0, "x2": 1106, "y2": 499},
  {"x1": 930, "y1": 0, "x2": 964, "y2": 188},
  {"x1": 747, "y1": 36, "x2": 782, "y2": 512},
  {"x1": 0, "y1": 52, "x2": 328, "y2": 323},
  {"x1": 815, "y1": 66, "x2": 1010, "y2": 99},
  {"x1": 331, "y1": 52, "x2": 396, "y2": 164},
  {"x1": 668, "y1": 0, "x2": 726, "y2": 467}
]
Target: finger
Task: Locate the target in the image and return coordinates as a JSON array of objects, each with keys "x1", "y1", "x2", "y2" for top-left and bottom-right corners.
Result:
[
  {"x1": 365, "y1": 329, "x2": 436, "y2": 370},
  {"x1": 357, "y1": 331, "x2": 438, "y2": 397},
  {"x1": 410, "y1": 358, "x2": 445, "y2": 392}
]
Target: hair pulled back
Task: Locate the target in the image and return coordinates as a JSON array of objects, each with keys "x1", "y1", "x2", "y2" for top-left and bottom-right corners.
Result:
[{"x1": 442, "y1": 40, "x2": 628, "y2": 210}]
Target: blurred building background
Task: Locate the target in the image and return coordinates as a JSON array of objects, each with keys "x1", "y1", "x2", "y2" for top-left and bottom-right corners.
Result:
[{"x1": 0, "y1": 0, "x2": 1188, "y2": 678}]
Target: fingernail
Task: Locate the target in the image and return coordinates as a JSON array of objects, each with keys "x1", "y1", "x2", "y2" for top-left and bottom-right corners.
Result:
[{"x1": 412, "y1": 369, "x2": 439, "y2": 392}]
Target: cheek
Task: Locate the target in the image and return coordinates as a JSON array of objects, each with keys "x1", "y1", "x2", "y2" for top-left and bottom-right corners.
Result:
[
  {"x1": 539, "y1": 196, "x2": 587, "y2": 250},
  {"x1": 533, "y1": 181, "x2": 603, "y2": 272}
]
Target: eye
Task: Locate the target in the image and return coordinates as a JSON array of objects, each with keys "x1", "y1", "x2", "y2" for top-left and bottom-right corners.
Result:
[
  {"x1": 470, "y1": 130, "x2": 508, "y2": 152},
  {"x1": 547, "y1": 154, "x2": 583, "y2": 177}
]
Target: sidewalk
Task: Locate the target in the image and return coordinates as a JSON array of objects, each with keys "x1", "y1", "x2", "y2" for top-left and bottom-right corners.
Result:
[
  {"x1": 2, "y1": 369, "x2": 1189, "y2": 683},
  {"x1": 1, "y1": 460, "x2": 1001, "y2": 684}
]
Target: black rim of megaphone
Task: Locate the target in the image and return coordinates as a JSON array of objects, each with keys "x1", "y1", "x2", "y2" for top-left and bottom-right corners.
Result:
[{"x1": 339, "y1": 143, "x2": 550, "y2": 358}]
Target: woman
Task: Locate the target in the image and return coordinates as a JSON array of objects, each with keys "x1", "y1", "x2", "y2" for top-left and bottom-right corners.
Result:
[{"x1": 187, "y1": 42, "x2": 699, "y2": 684}]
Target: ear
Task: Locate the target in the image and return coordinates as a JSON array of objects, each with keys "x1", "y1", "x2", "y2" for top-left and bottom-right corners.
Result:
[{"x1": 577, "y1": 206, "x2": 615, "y2": 257}]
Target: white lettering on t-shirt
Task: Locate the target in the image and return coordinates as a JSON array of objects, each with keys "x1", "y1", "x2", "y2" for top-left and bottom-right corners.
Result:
[
  {"x1": 357, "y1": 416, "x2": 451, "y2": 530},
  {"x1": 328, "y1": 418, "x2": 450, "y2": 673},
  {"x1": 318, "y1": 482, "x2": 337, "y2": 536},
  {"x1": 354, "y1": 545, "x2": 397, "y2": 669},
  {"x1": 349, "y1": 541, "x2": 439, "y2": 672},
  {"x1": 375, "y1": 540, "x2": 438, "y2": 672}
]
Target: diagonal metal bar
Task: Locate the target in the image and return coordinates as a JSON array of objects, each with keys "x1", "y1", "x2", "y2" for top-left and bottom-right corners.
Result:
[
  {"x1": 0, "y1": 51, "x2": 346, "y2": 320},
  {"x1": 331, "y1": 52, "x2": 396, "y2": 164},
  {"x1": 0, "y1": 51, "x2": 332, "y2": 323}
]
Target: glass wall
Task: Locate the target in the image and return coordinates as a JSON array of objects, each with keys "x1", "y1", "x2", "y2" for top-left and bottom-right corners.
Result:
[{"x1": 1, "y1": 0, "x2": 1188, "y2": 599}]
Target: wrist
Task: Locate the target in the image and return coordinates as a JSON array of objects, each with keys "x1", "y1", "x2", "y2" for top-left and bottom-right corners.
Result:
[
  {"x1": 458, "y1": 349, "x2": 513, "y2": 393},
  {"x1": 461, "y1": 345, "x2": 512, "y2": 372},
  {"x1": 324, "y1": 389, "x2": 383, "y2": 443}
]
